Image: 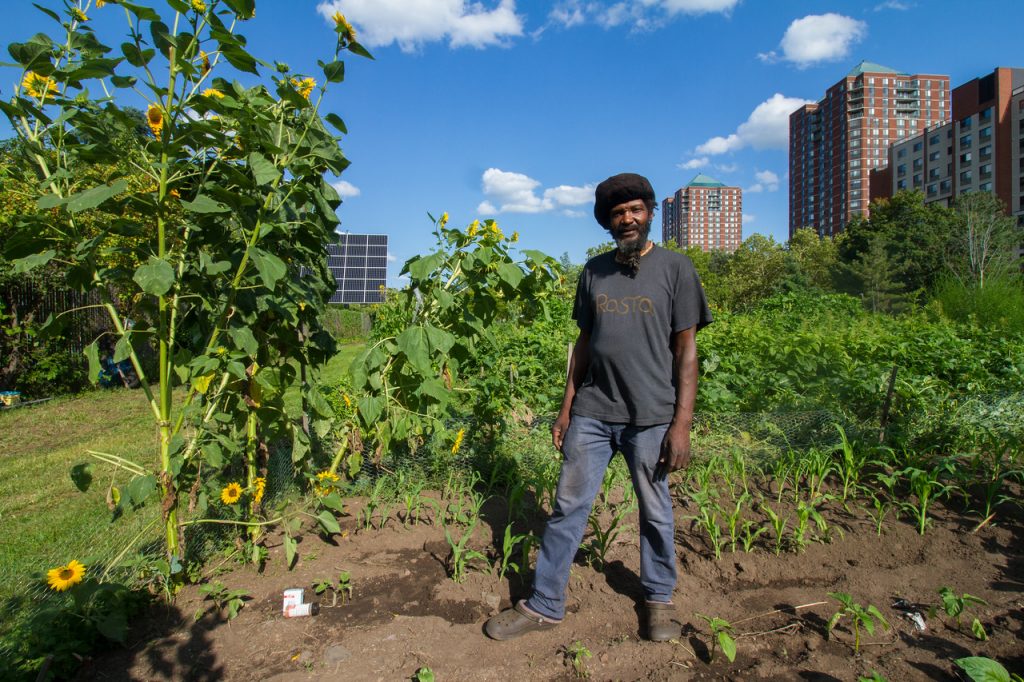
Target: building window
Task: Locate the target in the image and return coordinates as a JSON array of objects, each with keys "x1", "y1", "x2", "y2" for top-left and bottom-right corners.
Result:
[
  {"x1": 960, "y1": 134, "x2": 972, "y2": 149},
  {"x1": 940, "y1": 179, "x2": 951, "y2": 193},
  {"x1": 897, "y1": 164, "x2": 906, "y2": 177},
  {"x1": 913, "y1": 173, "x2": 922, "y2": 187},
  {"x1": 960, "y1": 152, "x2": 972, "y2": 164},
  {"x1": 979, "y1": 107, "x2": 992, "y2": 122},
  {"x1": 897, "y1": 179, "x2": 907, "y2": 190},
  {"x1": 927, "y1": 184, "x2": 937, "y2": 197},
  {"x1": 913, "y1": 158, "x2": 923, "y2": 171},
  {"x1": 929, "y1": 151, "x2": 940, "y2": 162},
  {"x1": 979, "y1": 181, "x2": 992, "y2": 191},
  {"x1": 897, "y1": 148, "x2": 907, "y2": 158},
  {"x1": 979, "y1": 163, "x2": 992, "y2": 179},
  {"x1": 960, "y1": 170, "x2": 972, "y2": 184},
  {"x1": 960, "y1": 115, "x2": 972, "y2": 130},
  {"x1": 979, "y1": 126, "x2": 992, "y2": 142},
  {"x1": 929, "y1": 134, "x2": 940, "y2": 146},
  {"x1": 979, "y1": 145, "x2": 991, "y2": 161},
  {"x1": 913, "y1": 141, "x2": 923, "y2": 152}
]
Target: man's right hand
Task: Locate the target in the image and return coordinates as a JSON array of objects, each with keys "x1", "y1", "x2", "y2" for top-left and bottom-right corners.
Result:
[{"x1": 551, "y1": 413, "x2": 570, "y2": 452}]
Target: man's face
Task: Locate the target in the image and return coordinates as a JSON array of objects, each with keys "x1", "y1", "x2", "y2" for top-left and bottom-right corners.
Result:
[{"x1": 608, "y1": 199, "x2": 651, "y2": 251}]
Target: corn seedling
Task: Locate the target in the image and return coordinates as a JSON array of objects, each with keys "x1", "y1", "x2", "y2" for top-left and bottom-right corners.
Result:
[
  {"x1": 760, "y1": 503, "x2": 789, "y2": 556},
  {"x1": 826, "y1": 591, "x2": 889, "y2": 653},
  {"x1": 443, "y1": 514, "x2": 488, "y2": 583},
  {"x1": 835, "y1": 425, "x2": 871, "y2": 505},
  {"x1": 727, "y1": 447, "x2": 751, "y2": 499},
  {"x1": 955, "y1": 657, "x2": 1024, "y2": 682},
  {"x1": 599, "y1": 459, "x2": 630, "y2": 509},
  {"x1": 695, "y1": 613, "x2": 737, "y2": 663},
  {"x1": 585, "y1": 501, "x2": 636, "y2": 570},
  {"x1": 792, "y1": 494, "x2": 829, "y2": 552},
  {"x1": 495, "y1": 524, "x2": 533, "y2": 580},
  {"x1": 725, "y1": 493, "x2": 750, "y2": 553},
  {"x1": 803, "y1": 447, "x2": 835, "y2": 502},
  {"x1": 859, "y1": 672, "x2": 889, "y2": 682},
  {"x1": 741, "y1": 519, "x2": 767, "y2": 552},
  {"x1": 690, "y1": 490, "x2": 724, "y2": 559},
  {"x1": 936, "y1": 587, "x2": 988, "y2": 639},
  {"x1": 561, "y1": 640, "x2": 592, "y2": 679},
  {"x1": 866, "y1": 494, "x2": 892, "y2": 536},
  {"x1": 899, "y1": 461, "x2": 954, "y2": 535}
]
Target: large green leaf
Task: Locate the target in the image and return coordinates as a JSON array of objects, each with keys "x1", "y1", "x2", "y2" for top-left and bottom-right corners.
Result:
[
  {"x1": 85, "y1": 340, "x2": 100, "y2": 385},
  {"x1": 322, "y1": 60, "x2": 345, "y2": 83},
  {"x1": 182, "y1": 195, "x2": 231, "y2": 213},
  {"x1": 955, "y1": 657, "x2": 1012, "y2": 682},
  {"x1": 66, "y1": 179, "x2": 129, "y2": 214},
  {"x1": 406, "y1": 251, "x2": 445, "y2": 280},
  {"x1": 251, "y1": 250, "x2": 287, "y2": 289},
  {"x1": 70, "y1": 463, "x2": 93, "y2": 492},
  {"x1": 396, "y1": 326, "x2": 431, "y2": 375},
  {"x1": 228, "y1": 327, "x2": 258, "y2": 356},
  {"x1": 496, "y1": 262, "x2": 525, "y2": 288},
  {"x1": 248, "y1": 152, "x2": 281, "y2": 185},
  {"x1": 133, "y1": 257, "x2": 175, "y2": 296},
  {"x1": 357, "y1": 395, "x2": 384, "y2": 427},
  {"x1": 317, "y1": 510, "x2": 341, "y2": 535},
  {"x1": 11, "y1": 250, "x2": 56, "y2": 274},
  {"x1": 424, "y1": 324, "x2": 455, "y2": 354}
]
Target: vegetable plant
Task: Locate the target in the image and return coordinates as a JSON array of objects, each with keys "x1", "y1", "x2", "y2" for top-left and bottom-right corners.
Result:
[
  {"x1": 198, "y1": 581, "x2": 248, "y2": 621},
  {"x1": 695, "y1": 613, "x2": 737, "y2": 663},
  {"x1": 313, "y1": 570, "x2": 353, "y2": 607},
  {"x1": 561, "y1": 640, "x2": 592, "y2": 679},
  {"x1": 935, "y1": 586, "x2": 987, "y2": 639},
  {"x1": 826, "y1": 591, "x2": 889, "y2": 653},
  {"x1": 955, "y1": 657, "x2": 1023, "y2": 682},
  {"x1": 584, "y1": 501, "x2": 635, "y2": 570}
]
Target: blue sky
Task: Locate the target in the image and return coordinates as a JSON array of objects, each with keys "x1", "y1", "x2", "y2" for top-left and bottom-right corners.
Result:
[{"x1": 3, "y1": 0, "x2": 1023, "y2": 285}]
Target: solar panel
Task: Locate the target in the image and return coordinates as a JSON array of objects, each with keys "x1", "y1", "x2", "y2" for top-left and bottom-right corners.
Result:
[{"x1": 326, "y1": 233, "x2": 388, "y2": 304}]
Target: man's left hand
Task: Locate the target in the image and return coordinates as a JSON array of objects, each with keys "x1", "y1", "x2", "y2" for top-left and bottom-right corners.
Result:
[{"x1": 657, "y1": 424, "x2": 692, "y2": 480}]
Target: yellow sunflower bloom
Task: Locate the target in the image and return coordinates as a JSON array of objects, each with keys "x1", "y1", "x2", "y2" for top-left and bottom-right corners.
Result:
[
  {"x1": 220, "y1": 482, "x2": 243, "y2": 504},
  {"x1": 146, "y1": 104, "x2": 164, "y2": 138},
  {"x1": 510, "y1": 231, "x2": 519, "y2": 243},
  {"x1": 291, "y1": 77, "x2": 316, "y2": 100},
  {"x1": 71, "y1": 8, "x2": 88, "y2": 21},
  {"x1": 22, "y1": 72, "x2": 58, "y2": 102},
  {"x1": 46, "y1": 559, "x2": 86, "y2": 592},
  {"x1": 467, "y1": 219, "x2": 480, "y2": 237},
  {"x1": 252, "y1": 477, "x2": 266, "y2": 505},
  {"x1": 191, "y1": 0, "x2": 207, "y2": 12},
  {"x1": 439, "y1": 212, "x2": 449, "y2": 228},
  {"x1": 200, "y1": 50, "x2": 211, "y2": 75},
  {"x1": 331, "y1": 11, "x2": 357, "y2": 42},
  {"x1": 202, "y1": 88, "x2": 225, "y2": 99},
  {"x1": 451, "y1": 428, "x2": 465, "y2": 455},
  {"x1": 342, "y1": 393, "x2": 352, "y2": 408},
  {"x1": 314, "y1": 470, "x2": 340, "y2": 496},
  {"x1": 96, "y1": 0, "x2": 106, "y2": 7}
]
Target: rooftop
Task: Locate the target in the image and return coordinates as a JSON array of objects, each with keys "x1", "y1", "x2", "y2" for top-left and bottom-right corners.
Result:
[
  {"x1": 847, "y1": 60, "x2": 902, "y2": 77},
  {"x1": 687, "y1": 173, "x2": 726, "y2": 188}
]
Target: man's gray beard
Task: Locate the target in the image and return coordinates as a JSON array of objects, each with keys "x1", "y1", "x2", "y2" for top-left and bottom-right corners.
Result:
[{"x1": 614, "y1": 220, "x2": 651, "y2": 277}]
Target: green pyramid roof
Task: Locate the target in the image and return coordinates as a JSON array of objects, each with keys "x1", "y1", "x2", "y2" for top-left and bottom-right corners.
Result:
[
  {"x1": 847, "y1": 60, "x2": 901, "y2": 77},
  {"x1": 687, "y1": 173, "x2": 725, "y2": 188}
]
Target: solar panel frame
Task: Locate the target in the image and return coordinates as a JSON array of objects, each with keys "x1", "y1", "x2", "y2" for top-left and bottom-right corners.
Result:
[{"x1": 327, "y1": 233, "x2": 388, "y2": 304}]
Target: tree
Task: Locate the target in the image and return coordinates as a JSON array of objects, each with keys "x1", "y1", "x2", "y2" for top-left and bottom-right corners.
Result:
[
  {"x1": 785, "y1": 227, "x2": 841, "y2": 292},
  {"x1": 718, "y1": 234, "x2": 787, "y2": 310},
  {"x1": 843, "y1": 235, "x2": 906, "y2": 313},
  {"x1": 949, "y1": 192, "x2": 1021, "y2": 288},
  {"x1": 839, "y1": 191, "x2": 959, "y2": 296}
]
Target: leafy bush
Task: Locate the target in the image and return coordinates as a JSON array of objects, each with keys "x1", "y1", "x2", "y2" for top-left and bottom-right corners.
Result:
[{"x1": 933, "y1": 274, "x2": 1024, "y2": 334}]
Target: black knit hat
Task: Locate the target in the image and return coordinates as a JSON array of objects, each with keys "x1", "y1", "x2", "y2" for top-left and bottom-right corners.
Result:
[{"x1": 593, "y1": 173, "x2": 655, "y2": 229}]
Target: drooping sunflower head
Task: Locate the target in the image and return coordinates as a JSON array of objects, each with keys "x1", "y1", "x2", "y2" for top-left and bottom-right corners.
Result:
[
  {"x1": 71, "y1": 8, "x2": 88, "y2": 22},
  {"x1": 191, "y1": 0, "x2": 207, "y2": 12},
  {"x1": 451, "y1": 428, "x2": 465, "y2": 455},
  {"x1": 200, "y1": 50, "x2": 211, "y2": 75},
  {"x1": 146, "y1": 104, "x2": 164, "y2": 138},
  {"x1": 331, "y1": 11, "x2": 357, "y2": 42},
  {"x1": 220, "y1": 482, "x2": 243, "y2": 504},
  {"x1": 46, "y1": 559, "x2": 86, "y2": 592},
  {"x1": 291, "y1": 77, "x2": 316, "y2": 100},
  {"x1": 22, "y1": 72, "x2": 58, "y2": 102},
  {"x1": 252, "y1": 477, "x2": 266, "y2": 505}
]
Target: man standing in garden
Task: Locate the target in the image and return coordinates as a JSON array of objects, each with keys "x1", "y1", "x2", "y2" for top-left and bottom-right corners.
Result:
[{"x1": 485, "y1": 173, "x2": 712, "y2": 642}]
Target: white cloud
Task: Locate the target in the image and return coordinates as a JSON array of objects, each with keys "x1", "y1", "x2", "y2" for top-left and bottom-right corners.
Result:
[
  {"x1": 477, "y1": 168, "x2": 593, "y2": 215},
  {"x1": 678, "y1": 157, "x2": 709, "y2": 170},
  {"x1": 695, "y1": 93, "x2": 813, "y2": 155},
  {"x1": 874, "y1": 0, "x2": 911, "y2": 10},
  {"x1": 715, "y1": 162, "x2": 738, "y2": 173},
  {"x1": 386, "y1": 252, "x2": 397, "y2": 262},
  {"x1": 746, "y1": 169, "x2": 779, "y2": 193},
  {"x1": 316, "y1": 0, "x2": 524, "y2": 52},
  {"x1": 331, "y1": 179, "x2": 361, "y2": 198},
  {"x1": 545, "y1": 0, "x2": 737, "y2": 32},
  {"x1": 742, "y1": 214, "x2": 755, "y2": 224},
  {"x1": 758, "y1": 13, "x2": 867, "y2": 68}
]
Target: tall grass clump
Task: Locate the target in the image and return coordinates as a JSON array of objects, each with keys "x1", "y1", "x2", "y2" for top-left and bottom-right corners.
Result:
[{"x1": 933, "y1": 274, "x2": 1024, "y2": 334}]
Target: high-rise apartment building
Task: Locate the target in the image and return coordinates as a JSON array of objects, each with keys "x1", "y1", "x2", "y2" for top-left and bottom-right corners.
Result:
[
  {"x1": 880, "y1": 68, "x2": 1024, "y2": 223},
  {"x1": 789, "y1": 61, "x2": 950, "y2": 238},
  {"x1": 660, "y1": 174, "x2": 742, "y2": 252}
]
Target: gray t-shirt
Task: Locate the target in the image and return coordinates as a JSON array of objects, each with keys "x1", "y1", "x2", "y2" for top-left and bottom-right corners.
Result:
[{"x1": 571, "y1": 245, "x2": 712, "y2": 425}]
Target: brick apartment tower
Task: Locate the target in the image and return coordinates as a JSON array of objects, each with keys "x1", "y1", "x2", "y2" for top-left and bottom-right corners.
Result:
[
  {"x1": 789, "y1": 61, "x2": 950, "y2": 238},
  {"x1": 879, "y1": 67, "x2": 1024, "y2": 227},
  {"x1": 661, "y1": 174, "x2": 742, "y2": 252}
]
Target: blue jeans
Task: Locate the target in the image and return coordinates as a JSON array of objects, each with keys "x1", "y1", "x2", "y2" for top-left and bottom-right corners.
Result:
[{"x1": 525, "y1": 415, "x2": 677, "y2": 620}]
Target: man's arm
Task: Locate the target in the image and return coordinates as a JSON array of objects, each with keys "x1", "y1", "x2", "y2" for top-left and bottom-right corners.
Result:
[
  {"x1": 659, "y1": 325, "x2": 698, "y2": 474},
  {"x1": 552, "y1": 329, "x2": 590, "y2": 452}
]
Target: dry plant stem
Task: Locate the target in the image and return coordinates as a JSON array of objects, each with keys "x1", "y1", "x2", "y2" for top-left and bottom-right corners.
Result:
[
  {"x1": 737, "y1": 622, "x2": 803, "y2": 639},
  {"x1": 730, "y1": 601, "x2": 828, "y2": 626}
]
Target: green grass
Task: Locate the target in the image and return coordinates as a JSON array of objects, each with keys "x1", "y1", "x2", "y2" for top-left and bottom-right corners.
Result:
[{"x1": 0, "y1": 343, "x2": 363, "y2": 600}]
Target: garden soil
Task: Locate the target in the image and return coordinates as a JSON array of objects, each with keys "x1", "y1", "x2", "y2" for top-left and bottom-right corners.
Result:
[{"x1": 75, "y1": 489, "x2": 1023, "y2": 681}]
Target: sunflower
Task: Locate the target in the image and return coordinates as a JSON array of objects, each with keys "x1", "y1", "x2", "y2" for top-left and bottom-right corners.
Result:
[
  {"x1": 96, "y1": 0, "x2": 106, "y2": 7},
  {"x1": 510, "y1": 231, "x2": 519, "y2": 243},
  {"x1": 251, "y1": 477, "x2": 266, "y2": 505},
  {"x1": 331, "y1": 11, "x2": 357, "y2": 42},
  {"x1": 342, "y1": 393, "x2": 352, "y2": 409},
  {"x1": 200, "y1": 50, "x2": 211, "y2": 75},
  {"x1": 21, "y1": 72, "x2": 58, "y2": 102},
  {"x1": 467, "y1": 219, "x2": 480, "y2": 237},
  {"x1": 439, "y1": 212, "x2": 449, "y2": 228},
  {"x1": 451, "y1": 428, "x2": 465, "y2": 455},
  {"x1": 191, "y1": 0, "x2": 207, "y2": 11},
  {"x1": 291, "y1": 77, "x2": 316, "y2": 100},
  {"x1": 202, "y1": 88, "x2": 224, "y2": 99},
  {"x1": 220, "y1": 482, "x2": 243, "y2": 504},
  {"x1": 71, "y1": 8, "x2": 88, "y2": 21},
  {"x1": 146, "y1": 104, "x2": 164, "y2": 138},
  {"x1": 314, "y1": 470, "x2": 340, "y2": 496},
  {"x1": 46, "y1": 559, "x2": 86, "y2": 592}
]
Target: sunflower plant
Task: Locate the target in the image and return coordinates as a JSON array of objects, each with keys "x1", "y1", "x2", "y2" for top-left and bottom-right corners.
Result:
[{"x1": 2, "y1": 0, "x2": 371, "y2": 587}]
